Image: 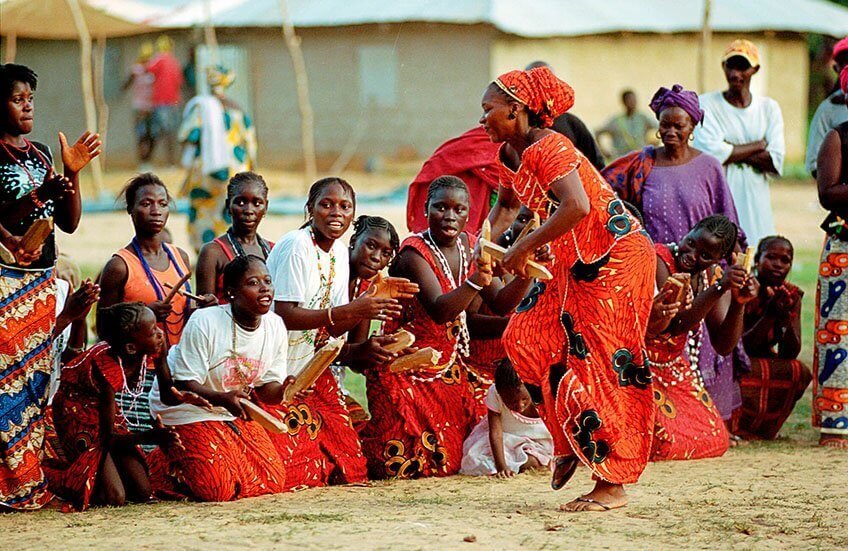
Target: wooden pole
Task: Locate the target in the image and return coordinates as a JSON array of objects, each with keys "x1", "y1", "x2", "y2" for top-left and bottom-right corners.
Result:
[
  {"x1": 203, "y1": 0, "x2": 220, "y2": 67},
  {"x1": 3, "y1": 33, "x2": 17, "y2": 63},
  {"x1": 93, "y1": 35, "x2": 109, "y2": 170},
  {"x1": 697, "y1": 0, "x2": 713, "y2": 94},
  {"x1": 65, "y1": 0, "x2": 104, "y2": 197},
  {"x1": 279, "y1": 0, "x2": 317, "y2": 191}
]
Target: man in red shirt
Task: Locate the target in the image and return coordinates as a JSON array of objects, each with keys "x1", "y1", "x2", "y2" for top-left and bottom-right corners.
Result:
[{"x1": 147, "y1": 35, "x2": 184, "y2": 166}]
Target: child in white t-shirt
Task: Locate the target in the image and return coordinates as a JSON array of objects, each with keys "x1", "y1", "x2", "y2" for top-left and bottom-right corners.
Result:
[
  {"x1": 461, "y1": 359, "x2": 553, "y2": 477},
  {"x1": 148, "y1": 256, "x2": 290, "y2": 502}
]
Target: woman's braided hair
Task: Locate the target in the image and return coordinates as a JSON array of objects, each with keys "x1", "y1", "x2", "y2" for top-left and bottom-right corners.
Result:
[
  {"x1": 349, "y1": 215, "x2": 400, "y2": 254},
  {"x1": 692, "y1": 215, "x2": 738, "y2": 259},
  {"x1": 97, "y1": 302, "x2": 150, "y2": 349}
]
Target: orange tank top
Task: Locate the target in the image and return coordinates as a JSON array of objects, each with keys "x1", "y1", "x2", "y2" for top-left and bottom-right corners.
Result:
[{"x1": 115, "y1": 243, "x2": 191, "y2": 344}]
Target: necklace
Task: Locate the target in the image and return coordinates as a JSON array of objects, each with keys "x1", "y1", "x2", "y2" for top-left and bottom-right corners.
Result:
[
  {"x1": 421, "y1": 230, "x2": 470, "y2": 357},
  {"x1": 291, "y1": 228, "x2": 336, "y2": 353},
  {"x1": 0, "y1": 138, "x2": 54, "y2": 190},
  {"x1": 131, "y1": 238, "x2": 192, "y2": 344},
  {"x1": 218, "y1": 308, "x2": 267, "y2": 393},
  {"x1": 226, "y1": 227, "x2": 271, "y2": 259},
  {"x1": 116, "y1": 354, "x2": 148, "y2": 428}
]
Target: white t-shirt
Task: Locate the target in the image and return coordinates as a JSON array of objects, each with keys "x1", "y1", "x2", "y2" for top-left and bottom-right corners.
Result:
[
  {"x1": 265, "y1": 227, "x2": 350, "y2": 376},
  {"x1": 149, "y1": 304, "x2": 288, "y2": 426},
  {"x1": 693, "y1": 91, "x2": 784, "y2": 246}
]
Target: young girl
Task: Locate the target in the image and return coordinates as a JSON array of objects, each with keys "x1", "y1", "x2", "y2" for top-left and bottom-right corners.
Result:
[
  {"x1": 359, "y1": 176, "x2": 533, "y2": 479},
  {"x1": 148, "y1": 256, "x2": 289, "y2": 502},
  {"x1": 196, "y1": 171, "x2": 274, "y2": 302},
  {"x1": 45, "y1": 302, "x2": 180, "y2": 510},
  {"x1": 648, "y1": 215, "x2": 759, "y2": 461},
  {"x1": 461, "y1": 359, "x2": 553, "y2": 477},
  {"x1": 737, "y1": 236, "x2": 810, "y2": 439},
  {"x1": 99, "y1": 173, "x2": 216, "y2": 440},
  {"x1": 264, "y1": 178, "x2": 400, "y2": 488}
]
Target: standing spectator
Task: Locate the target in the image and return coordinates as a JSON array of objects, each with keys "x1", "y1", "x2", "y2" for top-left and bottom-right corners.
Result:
[
  {"x1": 122, "y1": 42, "x2": 155, "y2": 171},
  {"x1": 147, "y1": 35, "x2": 184, "y2": 167},
  {"x1": 806, "y1": 37, "x2": 848, "y2": 177},
  {"x1": 694, "y1": 39, "x2": 785, "y2": 246},
  {"x1": 596, "y1": 89, "x2": 656, "y2": 159}
]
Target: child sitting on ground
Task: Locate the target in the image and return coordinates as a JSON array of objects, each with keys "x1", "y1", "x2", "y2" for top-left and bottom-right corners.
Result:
[{"x1": 460, "y1": 359, "x2": 552, "y2": 477}]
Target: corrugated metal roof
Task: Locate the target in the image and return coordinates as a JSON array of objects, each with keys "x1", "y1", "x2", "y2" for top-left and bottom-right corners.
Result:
[{"x1": 95, "y1": 0, "x2": 848, "y2": 37}]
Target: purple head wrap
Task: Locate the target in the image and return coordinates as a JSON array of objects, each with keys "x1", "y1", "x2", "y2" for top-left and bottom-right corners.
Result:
[{"x1": 649, "y1": 84, "x2": 704, "y2": 125}]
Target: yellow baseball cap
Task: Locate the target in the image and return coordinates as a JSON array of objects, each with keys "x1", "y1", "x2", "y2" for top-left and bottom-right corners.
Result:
[{"x1": 721, "y1": 39, "x2": 760, "y2": 68}]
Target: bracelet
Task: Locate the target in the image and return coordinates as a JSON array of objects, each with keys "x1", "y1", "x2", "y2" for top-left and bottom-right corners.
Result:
[
  {"x1": 66, "y1": 345, "x2": 86, "y2": 355},
  {"x1": 465, "y1": 278, "x2": 483, "y2": 291},
  {"x1": 713, "y1": 280, "x2": 724, "y2": 293},
  {"x1": 327, "y1": 306, "x2": 335, "y2": 326},
  {"x1": 30, "y1": 189, "x2": 45, "y2": 209}
]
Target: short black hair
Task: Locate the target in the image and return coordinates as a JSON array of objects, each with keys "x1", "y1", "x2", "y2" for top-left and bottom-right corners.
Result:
[
  {"x1": 350, "y1": 215, "x2": 400, "y2": 254},
  {"x1": 425, "y1": 175, "x2": 469, "y2": 212},
  {"x1": 0, "y1": 63, "x2": 37, "y2": 99},
  {"x1": 227, "y1": 171, "x2": 269, "y2": 207},
  {"x1": 692, "y1": 215, "x2": 738, "y2": 259},
  {"x1": 494, "y1": 358, "x2": 523, "y2": 395},
  {"x1": 755, "y1": 235, "x2": 793, "y2": 262},
  {"x1": 97, "y1": 301, "x2": 149, "y2": 349},
  {"x1": 621, "y1": 89, "x2": 636, "y2": 102},
  {"x1": 120, "y1": 172, "x2": 170, "y2": 213},
  {"x1": 222, "y1": 255, "x2": 266, "y2": 298}
]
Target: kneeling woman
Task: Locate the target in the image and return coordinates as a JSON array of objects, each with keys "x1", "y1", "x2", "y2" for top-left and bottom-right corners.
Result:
[
  {"x1": 46, "y1": 303, "x2": 179, "y2": 510},
  {"x1": 648, "y1": 215, "x2": 758, "y2": 461},
  {"x1": 148, "y1": 256, "x2": 289, "y2": 502},
  {"x1": 360, "y1": 176, "x2": 532, "y2": 479}
]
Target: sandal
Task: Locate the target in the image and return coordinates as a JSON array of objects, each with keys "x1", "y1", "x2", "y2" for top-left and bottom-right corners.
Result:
[{"x1": 550, "y1": 456, "x2": 578, "y2": 491}]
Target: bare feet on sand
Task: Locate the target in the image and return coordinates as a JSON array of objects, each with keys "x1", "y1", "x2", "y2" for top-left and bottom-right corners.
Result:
[{"x1": 560, "y1": 480, "x2": 628, "y2": 512}]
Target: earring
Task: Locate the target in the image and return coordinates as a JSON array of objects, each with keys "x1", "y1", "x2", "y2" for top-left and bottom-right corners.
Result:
[
  {"x1": 655, "y1": 130, "x2": 662, "y2": 140},
  {"x1": 688, "y1": 134, "x2": 695, "y2": 142},
  {"x1": 508, "y1": 113, "x2": 516, "y2": 120}
]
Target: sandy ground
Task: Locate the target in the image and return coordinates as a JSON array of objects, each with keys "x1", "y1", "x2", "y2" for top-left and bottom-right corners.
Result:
[{"x1": 10, "y1": 173, "x2": 842, "y2": 549}]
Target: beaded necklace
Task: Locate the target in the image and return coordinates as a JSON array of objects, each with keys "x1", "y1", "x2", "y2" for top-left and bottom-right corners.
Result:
[
  {"x1": 421, "y1": 230, "x2": 470, "y2": 357},
  {"x1": 226, "y1": 227, "x2": 271, "y2": 259},
  {"x1": 116, "y1": 355, "x2": 148, "y2": 428},
  {"x1": 130, "y1": 238, "x2": 191, "y2": 343},
  {"x1": 223, "y1": 310, "x2": 267, "y2": 394},
  {"x1": 289, "y1": 228, "x2": 336, "y2": 358},
  {"x1": 0, "y1": 138, "x2": 54, "y2": 190}
]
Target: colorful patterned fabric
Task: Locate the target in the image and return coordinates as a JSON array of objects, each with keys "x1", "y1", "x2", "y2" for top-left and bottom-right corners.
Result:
[
  {"x1": 359, "y1": 234, "x2": 478, "y2": 479},
  {"x1": 263, "y1": 370, "x2": 367, "y2": 489},
  {"x1": 736, "y1": 358, "x2": 811, "y2": 440},
  {"x1": 814, "y1": 235, "x2": 848, "y2": 436},
  {"x1": 466, "y1": 303, "x2": 505, "y2": 419},
  {"x1": 180, "y1": 100, "x2": 256, "y2": 251},
  {"x1": 494, "y1": 67, "x2": 575, "y2": 128},
  {"x1": 648, "y1": 84, "x2": 704, "y2": 125},
  {"x1": 43, "y1": 342, "x2": 148, "y2": 511},
  {"x1": 0, "y1": 267, "x2": 56, "y2": 509},
  {"x1": 499, "y1": 132, "x2": 656, "y2": 485},
  {"x1": 600, "y1": 146, "x2": 654, "y2": 213},
  {"x1": 648, "y1": 244, "x2": 729, "y2": 461},
  {"x1": 147, "y1": 418, "x2": 285, "y2": 502}
]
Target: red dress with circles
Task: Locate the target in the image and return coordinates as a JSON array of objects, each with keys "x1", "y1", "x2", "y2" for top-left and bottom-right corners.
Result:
[
  {"x1": 499, "y1": 132, "x2": 656, "y2": 485},
  {"x1": 648, "y1": 244, "x2": 728, "y2": 461},
  {"x1": 43, "y1": 342, "x2": 146, "y2": 511},
  {"x1": 359, "y1": 234, "x2": 479, "y2": 479}
]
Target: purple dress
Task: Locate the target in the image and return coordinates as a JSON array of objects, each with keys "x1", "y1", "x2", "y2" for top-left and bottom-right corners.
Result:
[{"x1": 641, "y1": 151, "x2": 747, "y2": 420}]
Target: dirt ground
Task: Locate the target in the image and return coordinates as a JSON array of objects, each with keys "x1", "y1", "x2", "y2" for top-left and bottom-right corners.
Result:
[{"x1": 9, "y1": 172, "x2": 843, "y2": 549}]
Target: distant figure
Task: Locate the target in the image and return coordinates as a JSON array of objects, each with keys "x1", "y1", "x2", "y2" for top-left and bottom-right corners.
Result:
[
  {"x1": 694, "y1": 39, "x2": 785, "y2": 247},
  {"x1": 147, "y1": 35, "x2": 184, "y2": 166},
  {"x1": 596, "y1": 89, "x2": 656, "y2": 158},
  {"x1": 123, "y1": 42, "x2": 155, "y2": 171},
  {"x1": 179, "y1": 66, "x2": 256, "y2": 251},
  {"x1": 406, "y1": 62, "x2": 603, "y2": 234},
  {"x1": 806, "y1": 36, "x2": 848, "y2": 177}
]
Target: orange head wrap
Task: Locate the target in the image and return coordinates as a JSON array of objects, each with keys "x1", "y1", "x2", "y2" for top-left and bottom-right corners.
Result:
[{"x1": 493, "y1": 67, "x2": 575, "y2": 128}]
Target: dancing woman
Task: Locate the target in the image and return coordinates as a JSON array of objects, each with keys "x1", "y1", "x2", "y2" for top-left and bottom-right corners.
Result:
[{"x1": 483, "y1": 67, "x2": 656, "y2": 512}]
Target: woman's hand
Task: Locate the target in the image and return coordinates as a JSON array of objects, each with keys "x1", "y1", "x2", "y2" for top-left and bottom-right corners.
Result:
[
  {"x1": 367, "y1": 276, "x2": 419, "y2": 299},
  {"x1": 60, "y1": 131, "x2": 101, "y2": 174},
  {"x1": 2, "y1": 234, "x2": 42, "y2": 266},
  {"x1": 493, "y1": 468, "x2": 516, "y2": 479},
  {"x1": 348, "y1": 294, "x2": 402, "y2": 322},
  {"x1": 281, "y1": 375, "x2": 313, "y2": 403},
  {"x1": 170, "y1": 387, "x2": 215, "y2": 410},
  {"x1": 147, "y1": 415, "x2": 184, "y2": 451},
  {"x1": 533, "y1": 243, "x2": 554, "y2": 265},
  {"x1": 647, "y1": 288, "x2": 681, "y2": 337},
  {"x1": 471, "y1": 253, "x2": 494, "y2": 288},
  {"x1": 501, "y1": 241, "x2": 533, "y2": 278},
  {"x1": 732, "y1": 274, "x2": 760, "y2": 305},
  {"x1": 195, "y1": 293, "x2": 219, "y2": 308},
  {"x1": 39, "y1": 173, "x2": 75, "y2": 201},
  {"x1": 361, "y1": 335, "x2": 401, "y2": 364},
  {"x1": 719, "y1": 260, "x2": 748, "y2": 293},
  {"x1": 218, "y1": 389, "x2": 250, "y2": 419},
  {"x1": 63, "y1": 279, "x2": 100, "y2": 321},
  {"x1": 149, "y1": 300, "x2": 174, "y2": 322}
]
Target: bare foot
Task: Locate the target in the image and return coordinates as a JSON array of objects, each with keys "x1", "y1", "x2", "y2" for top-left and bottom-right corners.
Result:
[
  {"x1": 519, "y1": 455, "x2": 542, "y2": 473},
  {"x1": 560, "y1": 480, "x2": 628, "y2": 512},
  {"x1": 820, "y1": 435, "x2": 848, "y2": 449}
]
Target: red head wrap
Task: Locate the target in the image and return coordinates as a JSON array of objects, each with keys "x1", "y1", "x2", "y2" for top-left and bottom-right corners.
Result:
[
  {"x1": 494, "y1": 67, "x2": 575, "y2": 128},
  {"x1": 841, "y1": 65, "x2": 848, "y2": 95}
]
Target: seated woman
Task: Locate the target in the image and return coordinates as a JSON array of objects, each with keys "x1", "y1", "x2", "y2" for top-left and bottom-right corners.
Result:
[
  {"x1": 737, "y1": 236, "x2": 810, "y2": 439},
  {"x1": 359, "y1": 176, "x2": 532, "y2": 479},
  {"x1": 647, "y1": 215, "x2": 758, "y2": 460},
  {"x1": 196, "y1": 171, "x2": 274, "y2": 302},
  {"x1": 460, "y1": 359, "x2": 552, "y2": 477},
  {"x1": 99, "y1": 174, "x2": 216, "y2": 441},
  {"x1": 148, "y1": 256, "x2": 289, "y2": 502},
  {"x1": 45, "y1": 302, "x2": 180, "y2": 511},
  {"x1": 265, "y1": 178, "x2": 402, "y2": 489}
]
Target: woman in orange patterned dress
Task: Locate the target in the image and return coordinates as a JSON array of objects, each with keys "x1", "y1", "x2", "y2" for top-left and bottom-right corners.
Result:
[
  {"x1": 359, "y1": 176, "x2": 533, "y2": 479},
  {"x1": 483, "y1": 67, "x2": 656, "y2": 512},
  {"x1": 647, "y1": 216, "x2": 758, "y2": 461}
]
